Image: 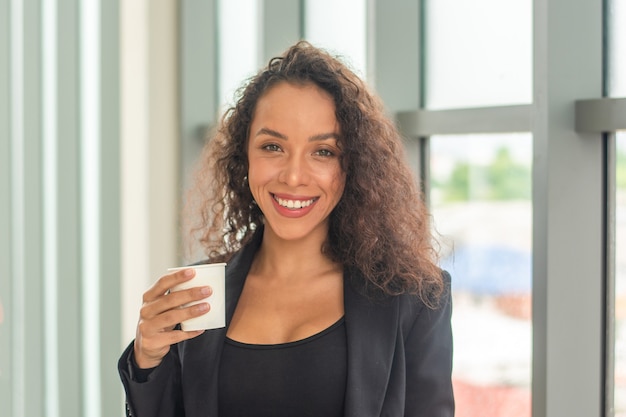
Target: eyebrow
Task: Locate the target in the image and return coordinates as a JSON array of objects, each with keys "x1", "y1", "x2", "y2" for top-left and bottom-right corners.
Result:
[
  {"x1": 255, "y1": 127, "x2": 287, "y2": 140},
  {"x1": 254, "y1": 127, "x2": 340, "y2": 142}
]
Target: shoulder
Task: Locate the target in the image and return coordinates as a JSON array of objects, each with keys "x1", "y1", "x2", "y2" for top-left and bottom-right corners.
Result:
[
  {"x1": 345, "y1": 268, "x2": 452, "y2": 337},
  {"x1": 347, "y1": 268, "x2": 451, "y2": 312},
  {"x1": 401, "y1": 270, "x2": 452, "y2": 341}
]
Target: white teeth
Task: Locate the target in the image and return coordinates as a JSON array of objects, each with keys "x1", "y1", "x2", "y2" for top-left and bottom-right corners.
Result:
[{"x1": 275, "y1": 196, "x2": 315, "y2": 209}]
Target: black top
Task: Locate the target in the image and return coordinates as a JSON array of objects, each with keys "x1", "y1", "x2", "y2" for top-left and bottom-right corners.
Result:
[{"x1": 218, "y1": 317, "x2": 347, "y2": 417}]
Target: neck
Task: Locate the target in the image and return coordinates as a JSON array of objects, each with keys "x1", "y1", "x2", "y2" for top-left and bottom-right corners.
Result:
[{"x1": 252, "y1": 225, "x2": 341, "y2": 282}]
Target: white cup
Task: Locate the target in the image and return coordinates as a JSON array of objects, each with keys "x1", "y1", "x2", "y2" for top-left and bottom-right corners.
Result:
[{"x1": 168, "y1": 263, "x2": 227, "y2": 331}]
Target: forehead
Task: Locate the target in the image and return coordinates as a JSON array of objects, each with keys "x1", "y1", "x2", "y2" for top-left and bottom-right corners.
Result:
[
  {"x1": 255, "y1": 81, "x2": 335, "y2": 112},
  {"x1": 249, "y1": 81, "x2": 339, "y2": 134}
]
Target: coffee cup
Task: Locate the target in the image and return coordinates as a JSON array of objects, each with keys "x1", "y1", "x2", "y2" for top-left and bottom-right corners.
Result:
[{"x1": 168, "y1": 263, "x2": 226, "y2": 331}]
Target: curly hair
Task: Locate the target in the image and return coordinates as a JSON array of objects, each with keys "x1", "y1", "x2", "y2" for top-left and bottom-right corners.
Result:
[{"x1": 185, "y1": 41, "x2": 444, "y2": 306}]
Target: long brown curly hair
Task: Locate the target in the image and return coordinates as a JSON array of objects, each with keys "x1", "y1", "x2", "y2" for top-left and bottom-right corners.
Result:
[{"x1": 185, "y1": 41, "x2": 444, "y2": 306}]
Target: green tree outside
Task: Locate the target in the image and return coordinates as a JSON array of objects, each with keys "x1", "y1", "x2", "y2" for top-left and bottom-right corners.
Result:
[{"x1": 436, "y1": 147, "x2": 532, "y2": 202}]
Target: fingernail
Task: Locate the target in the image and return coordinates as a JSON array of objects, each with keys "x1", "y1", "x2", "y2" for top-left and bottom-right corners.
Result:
[
  {"x1": 184, "y1": 269, "x2": 195, "y2": 277},
  {"x1": 200, "y1": 286, "x2": 211, "y2": 296},
  {"x1": 196, "y1": 303, "x2": 209, "y2": 312}
]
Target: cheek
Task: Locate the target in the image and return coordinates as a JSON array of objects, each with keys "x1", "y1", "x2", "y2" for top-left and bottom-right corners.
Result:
[
  {"x1": 329, "y1": 170, "x2": 347, "y2": 202},
  {"x1": 247, "y1": 168, "x2": 261, "y2": 199},
  {"x1": 247, "y1": 161, "x2": 271, "y2": 198}
]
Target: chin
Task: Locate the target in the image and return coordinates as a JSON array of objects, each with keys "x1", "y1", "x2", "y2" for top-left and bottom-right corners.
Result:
[{"x1": 264, "y1": 220, "x2": 328, "y2": 243}]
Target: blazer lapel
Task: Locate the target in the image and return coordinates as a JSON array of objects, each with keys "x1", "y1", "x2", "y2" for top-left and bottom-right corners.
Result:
[{"x1": 343, "y1": 275, "x2": 399, "y2": 417}]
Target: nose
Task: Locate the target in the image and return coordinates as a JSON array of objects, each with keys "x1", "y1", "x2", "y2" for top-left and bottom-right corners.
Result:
[{"x1": 278, "y1": 153, "x2": 309, "y2": 187}]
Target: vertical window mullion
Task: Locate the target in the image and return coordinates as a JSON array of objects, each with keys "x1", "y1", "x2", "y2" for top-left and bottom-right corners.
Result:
[
  {"x1": 56, "y1": 0, "x2": 84, "y2": 414},
  {"x1": 0, "y1": 0, "x2": 12, "y2": 409},
  {"x1": 605, "y1": 133, "x2": 617, "y2": 417},
  {"x1": 261, "y1": 0, "x2": 303, "y2": 64},
  {"x1": 80, "y1": 0, "x2": 102, "y2": 415},
  {"x1": 22, "y1": 0, "x2": 45, "y2": 415},
  {"x1": 533, "y1": 1, "x2": 605, "y2": 416},
  {"x1": 98, "y1": 0, "x2": 123, "y2": 414},
  {"x1": 9, "y1": 0, "x2": 25, "y2": 413}
]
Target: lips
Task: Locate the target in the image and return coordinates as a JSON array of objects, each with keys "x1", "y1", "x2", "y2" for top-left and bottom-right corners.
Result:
[
  {"x1": 271, "y1": 193, "x2": 319, "y2": 217},
  {"x1": 274, "y1": 195, "x2": 316, "y2": 209}
]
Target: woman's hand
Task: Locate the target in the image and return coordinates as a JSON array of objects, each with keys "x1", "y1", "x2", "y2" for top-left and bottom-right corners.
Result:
[{"x1": 133, "y1": 268, "x2": 212, "y2": 369}]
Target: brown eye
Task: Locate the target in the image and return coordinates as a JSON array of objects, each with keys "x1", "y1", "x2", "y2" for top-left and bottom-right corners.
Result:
[
  {"x1": 315, "y1": 148, "x2": 335, "y2": 157},
  {"x1": 262, "y1": 143, "x2": 282, "y2": 152}
]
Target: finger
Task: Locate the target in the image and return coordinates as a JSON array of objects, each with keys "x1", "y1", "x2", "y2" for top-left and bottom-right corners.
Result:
[
  {"x1": 140, "y1": 301, "x2": 211, "y2": 336},
  {"x1": 153, "y1": 302, "x2": 211, "y2": 332},
  {"x1": 165, "y1": 329, "x2": 206, "y2": 344},
  {"x1": 140, "y1": 286, "x2": 212, "y2": 320},
  {"x1": 143, "y1": 268, "x2": 196, "y2": 303}
]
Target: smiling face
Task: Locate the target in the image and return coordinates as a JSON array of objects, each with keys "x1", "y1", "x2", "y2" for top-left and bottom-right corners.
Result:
[{"x1": 247, "y1": 81, "x2": 346, "y2": 244}]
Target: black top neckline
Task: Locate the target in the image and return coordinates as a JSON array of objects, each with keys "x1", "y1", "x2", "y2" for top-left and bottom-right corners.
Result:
[{"x1": 224, "y1": 316, "x2": 345, "y2": 350}]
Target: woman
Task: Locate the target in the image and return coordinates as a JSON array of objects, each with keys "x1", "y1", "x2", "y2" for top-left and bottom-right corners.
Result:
[{"x1": 119, "y1": 41, "x2": 454, "y2": 417}]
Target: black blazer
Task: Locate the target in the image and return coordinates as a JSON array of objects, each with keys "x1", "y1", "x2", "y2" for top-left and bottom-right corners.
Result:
[{"x1": 119, "y1": 232, "x2": 454, "y2": 417}]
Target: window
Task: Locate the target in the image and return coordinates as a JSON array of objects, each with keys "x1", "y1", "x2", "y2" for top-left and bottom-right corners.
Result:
[
  {"x1": 424, "y1": 0, "x2": 532, "y2": 109},
  {"x1": 2, "y1": 2, "x2": 617, "y2": 416},
  {"x1": 430, "y1": 134, "x2": 532, "y2": 416},
  {"x1": 424, "y1": 1, "x2": 533, "y2": 414},
  {"x1": 217, "y1": 0, "x2": 260, "y2": 109},
  {"x1": 304, "y1": 0, "x2": 368, "y2": 78}
]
